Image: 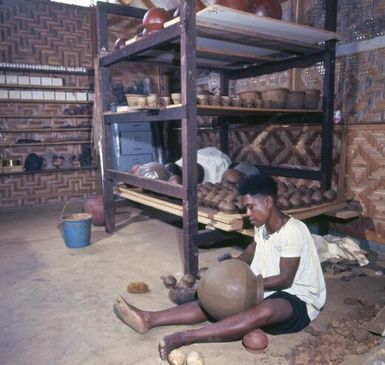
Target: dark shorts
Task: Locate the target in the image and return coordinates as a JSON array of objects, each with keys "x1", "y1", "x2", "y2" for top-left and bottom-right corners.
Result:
[{"x1": 262, "y1": 291, "x2": 311, "y2": 335}]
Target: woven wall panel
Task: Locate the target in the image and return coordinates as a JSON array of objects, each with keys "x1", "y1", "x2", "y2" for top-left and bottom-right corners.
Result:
[
  {"x1": 0, "y1": 0, "x2": 94, "y2": 67},
  {"x1": 0, "y1": 170, "x2": 97, "y2": 208},
  {"x1": 0, "y1": 0, "x2": 97, "y2": 207}
]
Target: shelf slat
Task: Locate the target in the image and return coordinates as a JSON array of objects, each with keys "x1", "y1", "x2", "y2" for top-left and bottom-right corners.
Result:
[
  {"x1": 0, "y1": 140, "x2": 90, "y2": 147},
  {"x1": 106, "y1": 169, "x2": 186, "y2": 200},
  {"x1": 1, "y1": 128, "x2": 91, "y2": 132},
  {"x1": 0, "y1": 84, "x2": 91, "y2": 91},
  {"x1": 0, "y1": 99, "x2": 93, "y2": 104},
  {"x1": 0, "y1": 115, "x2": 92, "y2": 119},
  {"x1": 0, "y1": 166, "x2": 97, "y2": 176}
]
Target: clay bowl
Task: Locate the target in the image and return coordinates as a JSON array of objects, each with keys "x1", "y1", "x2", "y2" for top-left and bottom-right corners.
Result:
[
  {"x1": 250, "y1": 0, "x2": 282, "y2": 19},
  {"x1": 142, "y1": 8, "x2": 171, "y2": 32},
  {"x1": 238, "y1": 90, "x2": 261, "y2": 101},
  {"x1": 305, "y1": 89, "x2": 321, "y2": 110},
  {"x1": 214, "y1": 0, "x2": 251, "y2": 12},
  {"x1": 125, "y1": 94, "x2": 143, "y2": 107}
]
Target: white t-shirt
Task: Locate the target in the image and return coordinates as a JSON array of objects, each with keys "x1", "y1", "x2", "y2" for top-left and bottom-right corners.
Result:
[{"x1": 250, "y1": 217, "x2": 326, "y2": 321}]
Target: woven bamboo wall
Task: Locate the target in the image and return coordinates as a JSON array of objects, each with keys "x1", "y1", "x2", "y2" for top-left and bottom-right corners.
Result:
[{"x1": 0, "y1": 0, "x2": 97, "y2": 208}]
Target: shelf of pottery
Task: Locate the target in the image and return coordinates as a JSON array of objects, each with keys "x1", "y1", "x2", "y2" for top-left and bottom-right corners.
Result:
[{"x1": 0, "y1": 67, "x2": 96, "y2": 175}]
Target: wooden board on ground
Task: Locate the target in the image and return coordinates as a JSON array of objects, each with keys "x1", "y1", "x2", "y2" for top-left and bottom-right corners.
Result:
[{"x1": 362, "y1": 307, "x2": 385, "y2": 336}]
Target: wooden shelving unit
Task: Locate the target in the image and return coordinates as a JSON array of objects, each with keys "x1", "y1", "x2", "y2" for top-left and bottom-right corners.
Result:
[
  {"x1": 96, "y1": 1, "x2": 338, "y2": 275},
  {"x1": 0, "y1": 141, "x2": 90, "y2": 147}
]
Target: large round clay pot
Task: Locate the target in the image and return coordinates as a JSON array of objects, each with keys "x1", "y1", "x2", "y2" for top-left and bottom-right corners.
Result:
[
  {"x1": 249, "y1": 0, "x2": 282, "y2": 19},
  {"x1": 142, "y1": 8, "x2": 171, "y2": 32},
  {"x1": 197, "y1": 260, "x2": 264, "y2": 320},
  {"x1": 214, "y1": 0, "x2": 251, "y2": 12},
  {"x1": 84, "y1": 195, "x2": 105, "y2": 226}
]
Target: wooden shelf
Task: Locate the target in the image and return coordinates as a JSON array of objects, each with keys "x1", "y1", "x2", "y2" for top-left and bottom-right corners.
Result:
[
  {"x1": 103, "y1": 104, "x2": 322, "y2": 123},
  {"x1": 0, "y1": 140, "x2": 90, "y2": 147},
  {"x1": 0, "y1": 99, "x2": 93, "y2": 104},
  {"x1": 100, "y1": 5, "x2": 339, "y2": 70},
  {"x1": 0, "y1": 166, "x2": 97, "y2": 176},
  {"x1": 1, "y1": 128, "x2": 91, "y2": 132},
  {"x1": 0, "y1": 115, "x2": 92, "y2": 119},
  {"x1": 0, "y1": 84, "x2": 91, "y2": 91}
]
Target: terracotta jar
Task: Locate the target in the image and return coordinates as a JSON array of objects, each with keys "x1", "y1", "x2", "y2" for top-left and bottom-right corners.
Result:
[
  {"x1": 214, "y1": 0, "x2": 251, "y2": 12},
  {"x1": 84, "y1": 195, "x2": 105, "y2": 226},
  {"x1": 142, "y1": 8, "x2": 171, "y2": 33},
  {"x1": 249, "y1": 0, "x2": 282, "y2": 19}
]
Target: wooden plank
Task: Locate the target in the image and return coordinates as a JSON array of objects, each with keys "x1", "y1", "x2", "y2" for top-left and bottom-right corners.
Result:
[
  {"x1": 325, "y1": 209, "x2": 361, "y2": 219},
  {"x1": 116, "y1": 187, "x2": 244, "y2": 230},
  {"x1": 362, "y1": 307, "x2": 385, "y2": 336},
  {"x1": 116, "y1": 187, "x2": 243, "y2": 232},
  {"x1": 196, "y1": 5, "x2": 338, "y2": 44}
]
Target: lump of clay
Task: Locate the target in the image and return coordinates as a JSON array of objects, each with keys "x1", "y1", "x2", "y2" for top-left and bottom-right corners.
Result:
[
  {"x1": 127, "y1": 281, "x2": 149, "y2": 294},
  {"x1": 168, "y1": 349, "x2": 186, "y2": 365},
  {"x1": 197, "y1": 260, "x2": 264, "y2": 320},
  {"x1": 187, "y1": 351, "x2": 205, "y2": 365}
]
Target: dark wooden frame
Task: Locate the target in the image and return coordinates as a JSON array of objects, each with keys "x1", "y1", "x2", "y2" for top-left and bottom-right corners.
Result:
[{"x1": 96, "y1": 0, "x2": 338, "y2": 275}]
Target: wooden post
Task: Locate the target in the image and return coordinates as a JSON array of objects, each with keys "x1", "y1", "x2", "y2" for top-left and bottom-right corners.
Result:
[{"x1": 180, "y1": 0, "x2": 198, "y2": 275}]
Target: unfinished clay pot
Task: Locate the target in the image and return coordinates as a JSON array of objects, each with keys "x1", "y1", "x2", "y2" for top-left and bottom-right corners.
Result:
[
  {"x1": 197, "y1": 260, "x2": 264, "y2": 320},
  {"x1": 221, "y1": 168, "x2": 245, "y2": 185}
]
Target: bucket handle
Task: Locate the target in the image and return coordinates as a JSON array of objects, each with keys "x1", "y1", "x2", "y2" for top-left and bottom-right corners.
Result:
[{"x1": 60, "y1": 198, "x2": 86, "y2": 223}]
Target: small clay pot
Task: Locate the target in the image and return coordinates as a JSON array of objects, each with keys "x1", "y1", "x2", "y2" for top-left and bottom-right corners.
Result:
[
  {"x1": 161, "y1": 275, "x2": 177, "y2": 289},
  {"x1": 290, "y1": 191, "x2": 303, "y2": 201},
  {"x1": 142, "y1": 8, "x2": 171, "y2": 32},
  {"x1": 289, "y1": 196, "x2": 302, "y2": 208},
  {"x1": 277, "y1": 196, "x2": 291, "y2": 210},
  {"x1": 84, "y1": 195, "x2": 105, "y2": 226},
  {"x1": 323, "y1": 190, "x2": 337, "y2": 201},
  {"x1": 219, "y1": 201, "x2": 237, "y2": 214},
  {"x1": 301, "y1": 194, "x2": 312, "y2": 207},
  {"x1": 311, "y1": 190, "x2": 324, "y2": 204}
]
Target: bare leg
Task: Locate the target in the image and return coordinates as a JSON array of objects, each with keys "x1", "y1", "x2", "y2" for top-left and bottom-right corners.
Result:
[
  {"x1": 158, "y1": 298, "x2": 292, "y2": 359},
  {"x1": 113, "y1": 295, "x2": 208, "y2": 334}
]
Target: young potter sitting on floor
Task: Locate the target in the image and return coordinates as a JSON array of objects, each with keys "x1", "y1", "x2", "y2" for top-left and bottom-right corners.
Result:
[{"x1": 113, "y1": 174, "x2": 326, "y2": 360}]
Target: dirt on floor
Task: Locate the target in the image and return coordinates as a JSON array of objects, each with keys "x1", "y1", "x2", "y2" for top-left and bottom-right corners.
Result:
[{"x1": 290, "y1": 296, "x2": 383, "y2": 364}]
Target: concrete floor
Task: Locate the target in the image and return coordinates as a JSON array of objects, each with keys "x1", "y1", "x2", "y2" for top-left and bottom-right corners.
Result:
[{"x1": 0, "y1": 202, "x2": 384, "y2": 365}]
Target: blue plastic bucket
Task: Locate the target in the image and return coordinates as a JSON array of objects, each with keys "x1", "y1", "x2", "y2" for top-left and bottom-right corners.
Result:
[{"x1": 60, "y1": 201, "x2": 92, "y2": 249}]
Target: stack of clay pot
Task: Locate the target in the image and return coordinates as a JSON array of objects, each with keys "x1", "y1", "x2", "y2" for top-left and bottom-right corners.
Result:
[
  {"x1": 198, "y1": 169, "x2": 246, "y2": 214},
  {"x1": 276, "y1": 181, "x2": 337, "y2": 210}
]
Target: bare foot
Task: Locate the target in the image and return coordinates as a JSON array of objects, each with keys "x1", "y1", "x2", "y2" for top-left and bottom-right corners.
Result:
[
  {"x1": 113, "y1": 295, "x2": 150, "y2": 334},
  {"x1": 158, "y1": 332, "x2": 191, "y2": 360}
]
